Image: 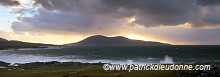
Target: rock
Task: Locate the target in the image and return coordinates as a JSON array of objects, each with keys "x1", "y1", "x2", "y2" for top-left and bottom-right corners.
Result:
[
  {"x1": 177, "y1": 62, "x2": 220, "y2": 77},
  {"x1": 12, "y1": 61, "x2": 106, "y2": 69},
  {"x1": 0, "y1": 61, "x2": 10, "y2": 67},
  {"x1": 194, "y1": 71, "x2": 198, "y2": 74},
  {"x1": 114, "y1": 74, "x2": 120, "y2": 76}
]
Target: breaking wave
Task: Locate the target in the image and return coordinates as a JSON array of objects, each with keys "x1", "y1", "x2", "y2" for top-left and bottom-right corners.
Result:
[
  {"x1": 0, "y1": 52, "x2": 175, "y2": 65},
  {"x1": 160, "y1": 55, "x2": 174, "y2": 64}
]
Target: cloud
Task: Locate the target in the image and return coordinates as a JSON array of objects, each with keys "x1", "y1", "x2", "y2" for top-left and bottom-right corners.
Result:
[
  {"x1": 189, "y1": 5, "x2": 220, "y2": 28},
  {"x1": 0, "y1": 0, "x2": 20, "y2": 6},
  {"x1": 7, "y1": 0, "x2": 220, "y2": 45},
  {"x1": 11, "y1": 8, "x2": 127, "y2": 35},
  {"x1": 133, "y1": 26, "x2": 220, "y2": 45},
  {"x1": 30, "y1": 0, "x2": 220, "y2": 28},
  {"x1": 0, "y1": 30, "x2": 85, "y2": 45},
  {"x1": 99, "y1": 0, "x2": 196, "y2": 27},
  {"x1": 197, "y1": 0, "x2": 220, "y2": 6},
  {"x1": 33, "y1": 0, "x2": 75, "y2": 12}
]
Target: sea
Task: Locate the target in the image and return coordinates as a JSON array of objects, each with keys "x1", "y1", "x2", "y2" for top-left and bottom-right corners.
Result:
[{"x1": 0, "y1": 46, "x2": 220, "y2": 65}]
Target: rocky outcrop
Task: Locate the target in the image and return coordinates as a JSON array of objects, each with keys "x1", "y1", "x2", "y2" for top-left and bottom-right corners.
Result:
[
  {"x1": 0, "y1": 61, "x2": 10, "y2": 67},
  {"x1": 10, "y1": 61, "x2": 105, "y2": 69},
  {"x1": 177, "y1": 62, "x2": 220, "y2": 77}
]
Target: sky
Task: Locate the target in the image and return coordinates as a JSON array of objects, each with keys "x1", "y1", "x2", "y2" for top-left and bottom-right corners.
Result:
[{"x1": 0, "y1": 0, "x2": 220, "y2": 45}]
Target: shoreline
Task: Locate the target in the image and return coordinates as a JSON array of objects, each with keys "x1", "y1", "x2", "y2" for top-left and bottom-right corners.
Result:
[
  {"x1": 0, "y1": 61, "x2": 105, "y2": 68},
  {"x1": 0, "y1": 61, "x2": 220, "y2": 77},
  {"x1": 1, "y1": 61, "x2": 220, "y2": 68},
  {"x1": 0, "y1": 46, "x2": 63, "y2": 51}
]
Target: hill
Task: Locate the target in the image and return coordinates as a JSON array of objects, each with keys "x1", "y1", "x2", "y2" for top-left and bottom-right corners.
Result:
[
  {"x1": 0, "y1": 38, "x2": 7, "y2": 41},
  {"x1": 66, "y1": 35, "x2": 171, "y2": 46},
  {"x1": 0, "y1": 37, "x2": 55, "y2": 50}
]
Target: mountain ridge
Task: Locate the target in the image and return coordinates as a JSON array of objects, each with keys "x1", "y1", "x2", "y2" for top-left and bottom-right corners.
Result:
[
  {"x1": 66, "y1": 35, "x2": 171, "y2": 46},
  {"x1": 0, "y1": 38, "x2": 7, "y2": 41},
  {"x1": 0, "y1": 37, "x2": 56, "y2": 50}
]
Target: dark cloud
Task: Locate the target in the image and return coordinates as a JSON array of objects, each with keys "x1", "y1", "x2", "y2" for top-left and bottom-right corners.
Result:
[
  {"x1": 100, "y1": 0, "x2": 193, "y2": 16},
  {"x1": 34, "y1": 0, "x2": 75, "y2": 11},
  {"x1": 12, "y1": 0, "x2": 220, "y2": 33},
  {"x1": 198, "y1": 0, "x2": 220, "y2": 6},
  {"x1": 32, "y1": 0, "x2": 201, "y2": 27},
  {"x1": 0, "y1": 0, "x2": 20, "y2": 6},
  {"x1": 204, "y1": 15, "x2": 220, "y2": 25},
  {"x1": 4, "y1": 0, "x2": 220, "y2": 45},
  {"x1": 99, "y1": 0, "x2": 196, "y2": 27},
  {"x1": 33, "y1": 0, "x2": 135, "y2": 18},
  {"x1": 11, "y1": 8, "x2": 125, "y2": 35}
]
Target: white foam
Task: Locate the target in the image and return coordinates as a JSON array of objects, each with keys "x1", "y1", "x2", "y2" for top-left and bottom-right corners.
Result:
[
  {"x1": 0, "y1": 54, "x2": 164, "y2": 65},
  {"x1": 18, "y1": 48, "x2": 41, "y2": 50},
  {"x1": 0, "y1": 66, "x2": 7, "y2": 68},
  {"x1": 160, "y1": 55, "x2": 174, "y2": 64},
  {"x1": 0, "y1": 50, "x2": 175, "y2": 65},
  {"x1": 0, "y1": 54, "x2": 70, "y2": 64}
]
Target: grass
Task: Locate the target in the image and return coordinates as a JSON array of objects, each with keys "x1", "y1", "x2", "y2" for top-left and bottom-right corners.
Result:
[{"x1": 0, "y1": 66, "x2": 184, "y2": 77}]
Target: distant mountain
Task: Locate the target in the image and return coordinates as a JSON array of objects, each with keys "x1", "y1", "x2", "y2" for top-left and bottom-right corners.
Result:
[
  {"x1": 66, "y1": 35, "x2": 171, "y2": 46},
  {"x1": 0, "y1": 38, "x2": 7, "y2": 41},
  {"x1": 0, "y1": 37, "x2": 56, "y2": 50}
]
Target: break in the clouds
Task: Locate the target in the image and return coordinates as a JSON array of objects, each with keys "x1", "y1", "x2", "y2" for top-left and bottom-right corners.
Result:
[
  {"x1": 0, "y1": 0, "x2": 20, "y2": 6},
  {"x1": 1, "y1": 0, "x2": 220, "y2": 45},
  {"x1": 11, "y1": 0, "x2": 220, "y2": 32},
  {"x1": 32, "y1": 0, "x2": 194, "y2": 27}
]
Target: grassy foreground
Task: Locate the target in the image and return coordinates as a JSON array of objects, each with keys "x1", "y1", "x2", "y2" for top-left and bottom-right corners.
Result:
[{"x1": 0, "y1": 66, "x2": 183, "y2": 77}]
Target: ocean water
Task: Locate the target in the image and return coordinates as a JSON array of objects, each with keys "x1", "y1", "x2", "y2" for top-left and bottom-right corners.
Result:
[{"x1": 0, "y1": 46, "x2": 220, "y2": 65}]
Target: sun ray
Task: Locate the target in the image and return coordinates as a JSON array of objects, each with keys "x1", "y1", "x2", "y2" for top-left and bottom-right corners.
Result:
[{"x1": 125, "y1": 34, "x2": 150, "y2": 41}]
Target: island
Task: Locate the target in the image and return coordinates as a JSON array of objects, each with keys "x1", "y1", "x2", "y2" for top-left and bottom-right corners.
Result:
[{"x1": 66, "y1": 35, "x2": 171, "y2": 46}]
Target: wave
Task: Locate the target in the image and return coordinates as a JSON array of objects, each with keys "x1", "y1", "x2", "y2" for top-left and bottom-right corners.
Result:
[
  {"x1": 160, "y1": 55, "x2": 174, "y2": 64},
  {"x1": 0, "y1": 52, "x2": 175, "y2": 65}
]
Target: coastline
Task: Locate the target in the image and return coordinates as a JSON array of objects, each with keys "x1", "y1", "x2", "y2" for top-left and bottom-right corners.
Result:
[
  {"x1": 0, "y1": 61, "x2": 219, "y2": 77},
  {"x1": 0, "y1": 46, "x2": 62, "y2": 51},
  {"x1": 0, "y1": 46, "x2": 220, "y2": 76}
]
